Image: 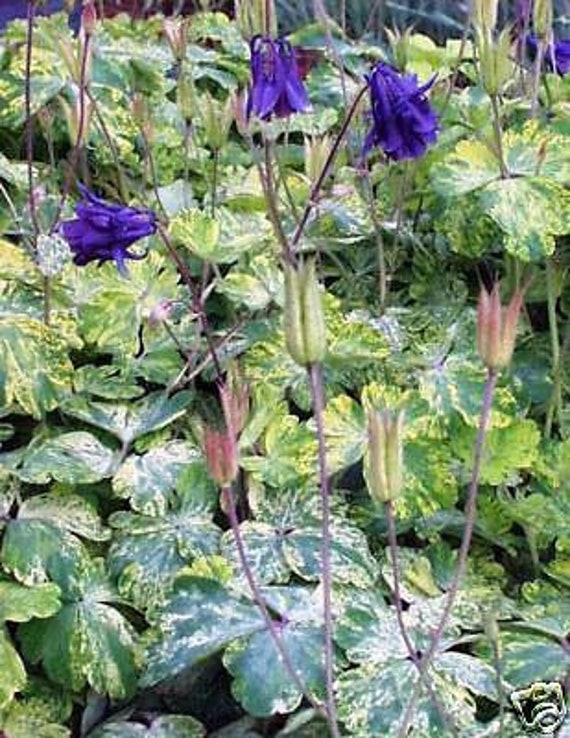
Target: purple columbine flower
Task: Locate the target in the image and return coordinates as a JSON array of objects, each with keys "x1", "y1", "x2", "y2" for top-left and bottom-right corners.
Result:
[
  {"x1": 363, "y1": 62, "x2": 438, "y2": 162},
  {"x1": 247, "y1": 35, "x2": 310, "y2": 120},
  {"x1": 527, "y1": 34, "x2": 570, "y2": 75},
  {"x1": 61, "y1": 185, "x2": 156, "y2": 275}
]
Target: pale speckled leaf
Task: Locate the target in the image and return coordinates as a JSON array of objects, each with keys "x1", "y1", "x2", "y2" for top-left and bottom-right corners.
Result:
[
  {"x1": 479, "y1": 178, "x2": 570, "y2": 261},
  {"x1": 142, "y1": 576, "x2": 264, "y2": 687},
  {"x1": 0, "y1": 627, "x2": 27, "y2": 707},
  {"x1": 19, "y1": 560, "x2": 138, "y2": 699},
  {"x1": 0, "y1": 580, "x2": 61, "y2": 623},
  {"x1": 220, "y1": 522, "x2": 290, "y2": 586},
  {"x1": 15, "y1": 432, "x2": 116, "y2": 485},
  {"x1": 108, "y1": 510, "x2": 221, "y2": 610},
  {"x1": 322, "y1": 395, "x2": 366, "y2": 474},
  {"x1": 450, "y1": 418, "x2": 541, "y2": 486},
  {"x1": 223, "y1": 622, "x2": 325, "y2": 717},
  {"x1": 90, "y1": 714, "x2": 205, "y2": 738},
  {"x1": 335, "y1": 589, "x2": 409, "y2": 664},
  {"x1": 282, "y1": 524, "x2": 377, "y2": 587},
  {"x1": 15, "y1": 491, "x2": 110, "y2": 541},
  {"x1": 435, "y1": 651, "x2": 499, "y2": 701},
  {"x1": 112, "y1": 441, "x2": 202, "y2": 515},
  {"x1": 0, "y1": 315, "x2": 73, "y2": 418},
  {"x1": 431, "y1": 139, "x2": 500, "y2": 197},
  {"x1": 62, "y1": 391, "x2": 191, "y2": 446},
  {"x1": 0, "y1": 677, "x2": 72, "y2": 738},
  {"x1": 486, "y1": 632, "x2": 569, "y2": 686},
  {"x1": 1, "y1": 518, "x2": 87, "y2": 586},
  {"x1": 336, "y1": 660, "x2": 476, "y2": 737}
]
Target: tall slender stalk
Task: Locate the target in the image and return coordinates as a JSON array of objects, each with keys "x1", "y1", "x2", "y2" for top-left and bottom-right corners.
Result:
[
  {"x1": 308, "y1": 363, "x2": 340, "y2": 738},
  {"x1": 386, "y1": 501, "x2": 458, "y2": 737},
  {"x1": 545, "y1": 258, "x2": 562, "y2": 437},
  {"x1": 490, "y1": 94, "x2": 508, "y2": 178},
  {"x1": 221, "y1": 485, "x2": 325, "y2": 717},
  {"x1": 25, "y1": 0, "x2": 39, "y2": 240},
  {"x1": 398, "y1": 368, "x2": 498, "y2": 736}
]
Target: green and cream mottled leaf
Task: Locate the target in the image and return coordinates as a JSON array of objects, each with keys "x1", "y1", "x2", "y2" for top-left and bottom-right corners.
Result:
[
  {"x1": 19, "y1": 560, "x2": 138, "y2": 699},
  {"x1": 224, "y1": 622, "x2": 325, "y2": 717},
  {"x1": 62, "y1": 391, "x2": 191, "y2": 446},
  {"x1": 220, "y1": 522, "x2": 290, "y2": 586},
  {"x1": 0, "y1": 627, "x2": 27, "y2": 707},
  {"x1": 108, "y1": 510, "x2": 221, "y2": 610},
  {"x1": 142, "y1": 576, "x2": 264, "y2": 687},
  {"x1": 112, "y1": 440, "x2": 201, "y2": 515},
  {"x1": 13, "y1": 490, "x2": 109, "y2": 541},
  {"x1": 14, "y1": 432, "x2": 116, "y2": 485},
  {"x1": 90, "y1": 714, "x2": 205, "y2": 738},
  {"x1": 479, "y1": 177, "x2": 570, "y2": 261},
  {"x1": 0, "y1": 580, "x2": 61, "y2": 623},
  {"x1": 0, "y1": 315, "x2": 73, "y2": 418}
]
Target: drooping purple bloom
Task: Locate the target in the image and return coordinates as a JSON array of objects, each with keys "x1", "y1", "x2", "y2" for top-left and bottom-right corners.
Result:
[
  {"x1": 527, "y1": 34, "x2": 570, "y2": 75},
  {"x1": 61, "y1": 185, "x2": 156, "y2": 275},
  {"x1": 247, "y1": 35, "x2": 310, "y2": 120},
  {"x1": 363, "y1": 62, "x2": 438, "y2": 162}
]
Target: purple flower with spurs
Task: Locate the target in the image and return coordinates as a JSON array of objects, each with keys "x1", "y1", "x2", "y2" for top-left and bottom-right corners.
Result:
[
  {"x1": 61, "y1": 185, "x2": 156, "y2": 275},
  {"x1": 363, "y1": 62, "x2": 438, "y2": 161},
  {"x1": 247, "y1": 35, "x2": 310, "y2": 120}
]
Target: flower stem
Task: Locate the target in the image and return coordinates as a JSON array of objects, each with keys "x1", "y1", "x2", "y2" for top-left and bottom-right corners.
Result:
[
  {"x1": 398, "y1": 367, "x2": 498, "y2": 737},
  {"x1": 210, "y1": 148, "x2": 219, "y2": 218},
  {"x1": 221, "y1": 485, "x2": 326, "y2": 718},
  {"x1": 531, "y1": 37, "x2": 545, "y2": 117},
  {"x1": 490, "y1": 94, "x2": 508, "y2": 178},
  {"x1": 386, "y1": 501, "x2": 458, "y2": 737},
  {"x1": 290, "y1": 85, "x2": 368, "y2": 252},
  {"x1": 308, "y1": 362, "x2": 341, "y2": 738},
  {"x1": 25, "y1": 0, "x2": 39, "y2": 241},
  {"x1": 545, "y1": 257, "x2": 562, "y2": 437}
]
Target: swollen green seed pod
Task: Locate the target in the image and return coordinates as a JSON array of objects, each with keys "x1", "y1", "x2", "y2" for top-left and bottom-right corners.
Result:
[
  {"x1": 283, "y1": 256, "x2": 327, "y2": 366},
  {"x1": 364, "y1": 408, "x2": 405, "y2": 505}
]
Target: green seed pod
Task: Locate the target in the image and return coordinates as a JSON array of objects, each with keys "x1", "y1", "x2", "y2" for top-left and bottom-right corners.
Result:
[
  {"x1": 477, "y1": 27, "x2": 513, "y2": 96},
  {"x1": 364, "y1": 408, "x2": 405, "y2": 505},
  {"x1": 473, "y1": 0, "x2": 498, "y2": 33},
  {"x1": 283, "y1": 256, "x2": 327, "y2": 366},
  {"x1": 533, "y1": 0, "x2": 553, "y2": 39}
]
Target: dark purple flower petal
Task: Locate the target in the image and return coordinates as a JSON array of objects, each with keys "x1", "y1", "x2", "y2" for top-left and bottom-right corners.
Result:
[
  {"x1": 60, "y1": 187, "x2": 156, "y2": 274},
  {"x1": 247, "y1": 35, "x2": 310, "y2": 121},
  {"x1": 363, "y1": 63, "x2": 438, "y2": 162},
  {"x1": 526, "y1": 34, "x2": 570, "y2": 75}
]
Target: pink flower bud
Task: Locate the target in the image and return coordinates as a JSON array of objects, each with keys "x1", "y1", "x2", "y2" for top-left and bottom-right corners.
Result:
[
  {"x1": 477, "y1": 282, "x2": 525, "y2": 370},
  {"x1": 204, "y1": 427, "x2": 239, "y2": 487}
]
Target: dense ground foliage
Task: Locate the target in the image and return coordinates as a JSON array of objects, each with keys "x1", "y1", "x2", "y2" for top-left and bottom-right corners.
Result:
[{"x1": 0, "y1": 1, "x2": 568, "y2": 736}]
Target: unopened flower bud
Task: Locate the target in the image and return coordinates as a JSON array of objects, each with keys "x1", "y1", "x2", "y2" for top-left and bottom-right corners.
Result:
[
  {"x1": 473, "y1": 0, "x2": 498, "y2": 34},
  {"x1": 477, "y1": 282, "x2": 525, "y2": 370},
  {"x1": 177, "y1": 72, "x2": 198, "y2": 125},
  {"x1": 235, "y1": 0, "x2": 276, "y2": 38},
  {"x1": 231, "y1": 89, "x2": 249, "y2": 137},
  {"x1": 200, "y1": 93, "x2": 234, "y2": 151},
  {"x1": 219, "y1": 365, "x2": 250, "y2": 438},
  {"x1": 533, "y1": 0, "x2": 553, "y2": 39},
  {"x1": 204, "y1": 427, "x2": 239, "y2": 487},
  {"x1": 81, "y1": 0, "x2": 97, "y2": 37},
  {"x1": 283, "y1": 256, "x2": 327, "y2": 366},
  {"x1": 364, "y1": 408, "x2": 404, "y2": 505},
  {"x1": 147, "y1": 300, "x2": 175, "y2": 329},
  {"x1": 477, "y1": 27, "x2": 513, "y2": 96},
  {"x1": 304, "y1": 135, "x2": 332, "y2": 185},
  {"x1": 163, "y1": 18, "x2": 187, "y2": 61}
]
